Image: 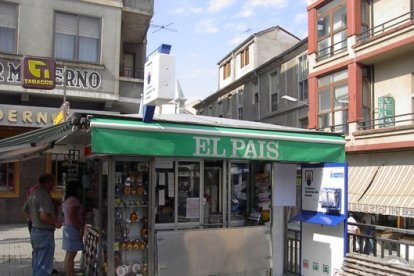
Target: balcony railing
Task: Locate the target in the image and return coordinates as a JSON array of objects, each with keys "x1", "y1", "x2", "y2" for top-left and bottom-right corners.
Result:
[
  {"x1": 316, "y1": 38, "x2": 348, "y2": 60},
  {"x1": 357, "y1": 112, "x2": 414, "y2": 131},
  {"x1": 357, "y1": 10, "x2": 414, "y2": 43},
  {"x1": 317, "y1": 123, "x2": 349, "y2": 135},
  {"x1": 119, "y1": 66, "x2": 144, "y2": 79},
  {"x1": 348, "y1": 222, "x2": 414, "y2": 263}
]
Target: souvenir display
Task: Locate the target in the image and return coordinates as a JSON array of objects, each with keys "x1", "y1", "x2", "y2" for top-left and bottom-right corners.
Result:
[{"x1": 113, "y1": 161, "x2": 149, "y2": 275}]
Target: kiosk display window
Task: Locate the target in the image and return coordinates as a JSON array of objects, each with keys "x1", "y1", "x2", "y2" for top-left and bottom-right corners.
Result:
[
  {"x1": 155, "y1": 161, "x2": 175, "y2": 224},
  {"x1": 113, "y1": 161, "x2": 150, "y2": 276},
  {"x1": 155, "y1": 160, "x2": 201, "y2": 225},
  {"x1": 177, "y1": 161, "x2": 200, "y2": 222},
  {"x1": 230, "y1": 162, "x2": 250, "y2": 225}
]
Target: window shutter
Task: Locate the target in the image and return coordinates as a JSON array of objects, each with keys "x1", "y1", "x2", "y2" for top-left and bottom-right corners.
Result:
[
  {"x1": 0, "y1": 2, "x2": 17, "y2": 28},
  {"x1": 55, "y1": 13, "x2": 77, "y2": 35},
  {"x1": 79, "y1": 17, "x2": 100, "y2": 39}
]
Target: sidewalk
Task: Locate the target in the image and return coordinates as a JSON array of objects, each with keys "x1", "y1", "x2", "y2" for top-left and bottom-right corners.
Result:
[{"x1": 0, "y1": 224, "x2": 81, "y2": 276}]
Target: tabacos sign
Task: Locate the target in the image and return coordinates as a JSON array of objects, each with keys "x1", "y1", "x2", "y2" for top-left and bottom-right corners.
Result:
[{"x1": 21, "y1": 56, "x2": 56, "y2": 90}]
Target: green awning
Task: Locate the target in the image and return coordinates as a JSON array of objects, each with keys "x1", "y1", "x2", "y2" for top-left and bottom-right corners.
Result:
[{"x1": 90, "y1": 117, "x2": 345, "y2": 163}]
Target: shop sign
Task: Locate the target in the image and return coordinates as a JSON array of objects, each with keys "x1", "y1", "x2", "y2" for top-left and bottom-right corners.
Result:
[
  {"x1": 143, "y1": 44, "x2": 175, "y2": 105},
  {"x1": 21, "y1": 56, "x2": 56, "y2": 89},
  {"x1": 378, "y1": 96, "x2": 394, "y2": 128},
  {"x1": 91, "y1": 125, "x2": 345, "y2": 163},
  {"x1": 0, "y1": 59, "x2": 102, "y2": 89},
  {"x1": 0, "y1": 104, "x2": 64, "y2": 127},
  {"x1": 193, "y1": 136, "x2": 279, "y2": 159}
]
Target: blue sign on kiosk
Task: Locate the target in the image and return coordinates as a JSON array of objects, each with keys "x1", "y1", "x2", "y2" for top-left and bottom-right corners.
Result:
[{"x1": 292, "y1": 163, "x2": 348, "y2": 276}]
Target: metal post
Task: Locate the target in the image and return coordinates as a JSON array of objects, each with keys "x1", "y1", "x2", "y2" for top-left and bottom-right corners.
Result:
[{"x1": 63, "y1": 65, "x2": 67, "y2": 104}]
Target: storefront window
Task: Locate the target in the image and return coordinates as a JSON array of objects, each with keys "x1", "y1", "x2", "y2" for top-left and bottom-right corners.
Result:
[
  {"x1": 155, "y1": 160, "x2": 201, "y2": 225},
  {"x1": 51, "y1": 154, "x2": 67, "y2": 187},
  {"x1": 253, "y1": 162, "x2": 272, "y2": 224},
  {"x1": 230, "y1": 162, "x2": 250, "y2": 225},
  {"x1": 230, "y1": 162, "x2": 272, "y2": 227},
  {"x1": 154, "y1": 160, "x2": 272, "y2": 228},
  {"x1": 0, "y1": 162, "x2": 19, "y2": 197},
  {"x1": 177, "y1": 161, "x2": 200, "y2": 223},
  {"x1": 155, "y1": 162, "x2": 175, "y2": 224}
]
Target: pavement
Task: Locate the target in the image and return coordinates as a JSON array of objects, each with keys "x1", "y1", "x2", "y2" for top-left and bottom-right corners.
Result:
[{"x1": 0, "y1": 224, "x2": 82, "y2": 276}]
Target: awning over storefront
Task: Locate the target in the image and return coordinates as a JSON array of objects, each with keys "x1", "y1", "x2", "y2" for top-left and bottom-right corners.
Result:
[
  {"x1": 90, "y1": 115, "x2": 346, "y2": 163},
  {"x1": 0, "y1": 113, "x2": 345, "y2": 164},
  {"x1": 0, "y1": 120, "x2": 73, "y2": 162},
  {"x1": 291, "y1": 211, "x2": 346, "y2": 226},
  {"x1": 348, "y1": 151, "x2": 414, "y2": 218}
]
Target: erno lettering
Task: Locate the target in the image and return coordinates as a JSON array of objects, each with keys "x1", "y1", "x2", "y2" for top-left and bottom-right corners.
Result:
[
  {"x1": 193, "y1": 136, "x2": 279, "y2": 160},
  {"x1": 0, "y1": 60, "x2": 102, "y2": 89}
]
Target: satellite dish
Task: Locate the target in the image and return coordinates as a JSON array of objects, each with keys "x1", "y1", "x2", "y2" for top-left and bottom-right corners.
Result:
[{"x1": 150, "y1": 22, "x2": 178, "y2": 33}]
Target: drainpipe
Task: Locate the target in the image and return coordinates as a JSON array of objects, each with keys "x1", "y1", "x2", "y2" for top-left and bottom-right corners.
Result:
[{"x1": 254, "y1": 70, "x2": 261, "y2": 121}]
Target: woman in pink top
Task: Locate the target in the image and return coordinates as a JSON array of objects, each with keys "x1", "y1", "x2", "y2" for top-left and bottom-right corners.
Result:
[{"x1": 62, "y1": 181, "x2": 85, "y2": 276}]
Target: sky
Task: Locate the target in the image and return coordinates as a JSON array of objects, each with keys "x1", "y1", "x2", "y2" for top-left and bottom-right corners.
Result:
[{"x1": 147, "y1": 0, "x2": 309, "y2": 104}]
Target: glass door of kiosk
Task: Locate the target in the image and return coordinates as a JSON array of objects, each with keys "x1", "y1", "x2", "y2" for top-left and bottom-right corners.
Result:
[
  {"x1": 204, "y1": 161, "x2": 224, "y2": 228},
  {"x1": 229, "y1": 162, "x2": 250, "y2": 226}
]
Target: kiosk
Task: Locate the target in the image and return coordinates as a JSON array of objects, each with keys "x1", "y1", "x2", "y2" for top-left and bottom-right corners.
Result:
[
  {"x1": 293, "y1": 163, "x2": 348, "y2": 276},
  {"x1": 0, "y1": 112, "x2": 346, "y2": 276}
]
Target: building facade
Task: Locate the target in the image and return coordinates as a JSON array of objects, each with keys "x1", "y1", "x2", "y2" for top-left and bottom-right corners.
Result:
[
  {"x1": 307, "y1": 0, "x2": 414, "y2": 225},
  {"x1": 0, "y1": 0, "x2": 153, "y2": 223},
  {"x1": 196, "y1": 26, "x2": 308, "y2": 129}
]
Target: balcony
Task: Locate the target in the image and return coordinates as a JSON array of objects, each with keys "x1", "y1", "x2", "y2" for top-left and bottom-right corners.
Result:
[
  {"x1": 122, "y1": 0, "x2": 154, "y2": 43},
  {"x1": 357, "y1": 10, "x2": 414, "y2": 44},
  {"x1": 357, "y1": 112, "x2": 414, "y2": 132},
  {"x1": 119, "y1": 66, "x2": 144, "y2": 79},
  {"x1": 345, "y1": 112, "x2": 414, "y2": 152},
  {"x1": 316, "y1": 38, "x2": 348, "y2": 61},
  {"x1": 123, "y1": 0, "x2": 153, "y2": 13},
  {"x1": 353, "y1": 10, "x2": 414, "y2": 65}
]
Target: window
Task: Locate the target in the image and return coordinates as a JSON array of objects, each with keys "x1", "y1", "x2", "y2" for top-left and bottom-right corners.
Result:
[
  {"x1": 237, "y1": 107, "x2": 243, "y2": 120},
  {"x1": 361, "y1": 67, "x2": 372, "y2": 130},
  {"x1": 317, "y1": 0, "x2": 347, "y2": 60},
  {"x1": 240, "y1": 47, "x2": 249, "y2": 68},
  {"x1": 208, "y1": 105, "x2": 212, "y2": 116},
  {"x1": 271, "y1": 94, "x2": 279, "y2": 111},
  {"x1": 300, "y1": 118, "x2": 309, "y2": 129},
  {"x1": 0, "y1": 1, "x2": 17, "y2": 53},
  {"x1": 155, "y1": 161, "x2": 201, "y2": 225},
  {"x1": 237, "y1": 89, "x2": 244, "y2": 105},
  {"x1": 253, "y1": 92, "x2": 259, "y2": 104},
  {"x1": 227, "y1": 95, "x2": 233, "y2": 118},
  {"x1": 223, "y1": 60, "x2": 231, "y2": 79},
  {"x1": 51, "y1": 154, "x2": 68, "y2": 187},
  {"x1": 217, "y1": 101, "x2": 223, "y2": 117},
  {"x1": 0, "y1": 162, "x2": 19, "y2": 197},
  {"x1": 360, "y1": 0, "x2": 371, "y2": 40},
  {"x1": 237, "y1": 88, "x2": 244, "y2": 120},
  {"x1": 317, "y1": 70, "x2": 349, "y2": 133},
  {"x1": 298, "y1": 54, "x2": 308, "y2": 101},
  {"x1": 270, "y1": 71, "x2": 279, "y2": 111},
  {"x1": 54, "y1": 12, "x2": 101, "y2": 63}
]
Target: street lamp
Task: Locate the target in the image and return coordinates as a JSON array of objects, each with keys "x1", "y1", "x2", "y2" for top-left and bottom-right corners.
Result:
[{"x1": 282, "y1": 95, "x2": 309, "y2": 106}]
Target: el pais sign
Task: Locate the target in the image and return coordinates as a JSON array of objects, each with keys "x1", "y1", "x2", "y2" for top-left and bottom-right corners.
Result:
[{"x1": 0, "y1": 58, "x2": 102, "y2": 90}]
